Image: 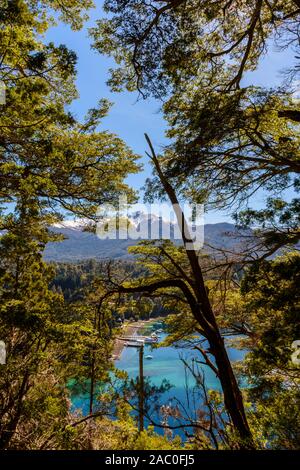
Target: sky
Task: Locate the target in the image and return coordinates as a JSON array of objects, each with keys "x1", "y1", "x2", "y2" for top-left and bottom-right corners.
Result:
[{"x1": 46, "y1": 0, "x2": 296, "y2": 224}]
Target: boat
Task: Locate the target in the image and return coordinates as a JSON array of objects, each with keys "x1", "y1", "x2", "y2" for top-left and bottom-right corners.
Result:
[
  {"x1": 145, "y1": 355, "x2": 153, "y2": 360},
  {"x1": 151, "y1": 332, "x2": 160, "y2": 338},
  {"x1": 144, "y1": 336, "x2": 158, "y2": 344}
]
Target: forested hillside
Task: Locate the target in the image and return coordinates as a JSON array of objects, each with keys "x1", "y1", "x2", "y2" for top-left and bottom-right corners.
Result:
[
  {"x1": 44, "y1": 221, "x2": 253, "y2": 261},
  {"x1": 0, "y1": 0, "x2": 299, "y2": 452}
]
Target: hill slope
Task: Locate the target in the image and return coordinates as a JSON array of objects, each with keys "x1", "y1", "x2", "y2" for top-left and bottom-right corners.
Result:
[{"x1": 44, "y1": 217, "x2": 250, "y2": 262}]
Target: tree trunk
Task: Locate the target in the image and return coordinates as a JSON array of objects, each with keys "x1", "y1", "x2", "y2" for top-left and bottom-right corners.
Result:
[
  {"x1": 206, "y1": 327, "x2": 253, "y2": 446},
  {"x1": 0, "y1": 370, "x2": 30, "y2": 449},
  {"x1": 134, "y1": 134, "x2": 255, "y2": 447}
]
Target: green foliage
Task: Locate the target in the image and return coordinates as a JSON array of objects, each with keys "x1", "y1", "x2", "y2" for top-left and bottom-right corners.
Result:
[
  {"x1": 248, "y1": 388, "x2": 300, "y2": 450},
  {"x1": 50, "y1": 259, "x2": 146, "y2": 300},
  {"x1": 91, "y1": 1, "x2": 299, "y2": 97},
  {"x1": 0, "y1": 0, "x2": 94, "y2": 31},
  {"x1": 0, "y1": 209, "x2": 117, "y2": 448},
  {"x1": 0, "y1": 0, "x2": 139, "y2": 449},
  {"x1": 0, "y1": 218, "x2": 72, "y2": 448},
  {"x1": 240, "y1": 252, "x2": 300, "y2": 376},
  {"x1": 1, "y1": 0, "x2": 300, "y2": 450},
  {"x1": 92, "y1": 1, "x2": 300, "y2": 255},
  {"x1": 218, "y1": 253, "x2": 300, "y2": 449},
  {"x1": 0, "y1": 0, "x2": 139, "y2": 229}
]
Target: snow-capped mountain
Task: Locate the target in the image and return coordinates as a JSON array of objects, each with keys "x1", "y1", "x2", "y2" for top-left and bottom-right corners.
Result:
[
  {"x1": 44, "y1": 213, "x2": 251, "y2": 262},
  {"x1": 52, "y1": 219, "x2": 92, "y2": 230}
]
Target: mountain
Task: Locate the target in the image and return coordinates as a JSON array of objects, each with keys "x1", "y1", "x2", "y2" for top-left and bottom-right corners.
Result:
[{"x1": 44, "y1": 214, "x2": 251, "y2": 262}]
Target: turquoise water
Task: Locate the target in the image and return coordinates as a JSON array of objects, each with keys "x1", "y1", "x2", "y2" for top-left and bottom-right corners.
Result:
[
  {"x1": 114, "y1": 326, "x2": 245, "y2": 436},
  {"x1": 116, "y1": 327, "x2": 244, "y2": 393},
  {"x1": 70, "y1": 324, "x2": 245, "y2": 437},
  {"x1": 116, "y1": 334, "x2": 221, "y2": 392}
]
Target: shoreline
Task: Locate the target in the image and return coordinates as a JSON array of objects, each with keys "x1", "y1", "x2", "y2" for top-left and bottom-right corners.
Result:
[{"x1": 112, "y1": 319, "x2": 157, "y2": 361}]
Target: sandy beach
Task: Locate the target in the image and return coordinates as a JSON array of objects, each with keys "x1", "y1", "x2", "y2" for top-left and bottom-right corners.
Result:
[{"x1": 112, "y1": 319, "x2": 155, "y2": 360}]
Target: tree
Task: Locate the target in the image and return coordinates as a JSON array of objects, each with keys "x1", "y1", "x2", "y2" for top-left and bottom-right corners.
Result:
[
  {"x1": 0, "y1": 0, "x2": 139, "y2": 230},
  {"x1": 91, "y1": 1, "x2": 300, "y2": 258},
  {"x1": 0, "y1": 0, "x2": 139, "y2": 449},
  {"x1": 99, "y1": 135, "x2": 255, "y2": 448},
  {"x1": 91, "y1": 0, "x2": 300, "y2": 97},
  {"x1": 0, "y1": 208, "x2": 74, "y2": 448},
  {"x1": 221, "y1": 252, "x2": 300, "y2": 449}
]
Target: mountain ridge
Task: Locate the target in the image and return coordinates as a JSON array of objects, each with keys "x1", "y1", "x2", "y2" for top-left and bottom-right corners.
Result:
[{"x1": 44, "y1": 220, "x2": 250, "y2": 262}]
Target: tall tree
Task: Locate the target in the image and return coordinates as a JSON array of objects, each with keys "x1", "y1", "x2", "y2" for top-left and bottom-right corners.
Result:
[
  {"x1": 92, "y1": 0, "x2": 300, "y2": 96},
  {"x1": 0, "y1": 0, "x2": 139, "y2": 448},
  {"x1": 0, "y1": 1, "x2": 138, "y2": 228},
  {"x1": 91, "y1": 0, "x2": 300, "y2": 257},
  {"x1": 219, "y1": 252, "x2": 300, "y2": 449},
  {"x1": 101, "y1": 135, "x2": 255, "y2": 448}
]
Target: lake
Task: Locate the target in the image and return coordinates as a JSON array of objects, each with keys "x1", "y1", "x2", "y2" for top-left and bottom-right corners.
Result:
[{"x1": 70, "y1": 321, "x2": 245, "y2": 439}]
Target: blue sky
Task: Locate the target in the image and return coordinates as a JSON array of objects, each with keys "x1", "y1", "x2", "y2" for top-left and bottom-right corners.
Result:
[{"x1": 46, "y1": 1, "x2": 296, "y2": 224}]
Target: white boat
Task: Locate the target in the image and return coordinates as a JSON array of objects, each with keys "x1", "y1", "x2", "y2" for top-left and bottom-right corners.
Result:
[
  {"x1": 145, "y1": 355, "x2": 153, "y2": 360},
  {"x1": 151, "y1": 332, "x2": 159, "y2": 338},
  {"x1": 144, "y1": 336, "x2": 158, "y2": 344}
]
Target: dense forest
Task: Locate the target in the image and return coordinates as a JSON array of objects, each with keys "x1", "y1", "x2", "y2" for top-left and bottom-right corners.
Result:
[{"x1": 0, "y1": 0, "x2": 299, "y2": 451}]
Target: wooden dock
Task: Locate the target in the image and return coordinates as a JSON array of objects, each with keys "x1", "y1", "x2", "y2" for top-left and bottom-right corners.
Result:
[{"x1": 112, "y1": 320, "x2": 155, "y2": 360}]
